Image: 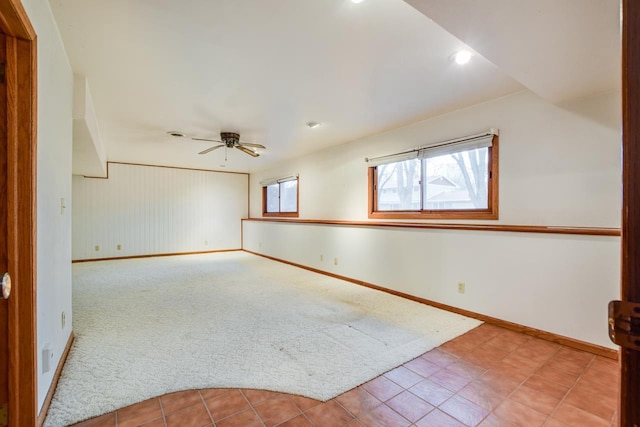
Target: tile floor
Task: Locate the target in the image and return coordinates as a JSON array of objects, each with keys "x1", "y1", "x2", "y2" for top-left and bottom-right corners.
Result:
[{"x1": 71, "y1": 324, "x2": 619, "y2": 427}]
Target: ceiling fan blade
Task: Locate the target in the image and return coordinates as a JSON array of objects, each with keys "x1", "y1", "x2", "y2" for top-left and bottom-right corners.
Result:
[
  {"x1": 238, "y1": 142, "x2": 266, "y2": 149},
  {"x1": 198, "y1": 145, "x2": 224, "y2": 155},
  {"x1": 192, "y1": 137, "x2": 223, "y2": 143},
  {"x1": 236, "y1": 145, "x2": 260, "y2": 157}
]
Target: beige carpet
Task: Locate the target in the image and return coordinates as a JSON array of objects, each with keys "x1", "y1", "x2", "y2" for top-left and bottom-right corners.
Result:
[{"x1": 45, "y1": 251, "x2": 481, "y2": 426}]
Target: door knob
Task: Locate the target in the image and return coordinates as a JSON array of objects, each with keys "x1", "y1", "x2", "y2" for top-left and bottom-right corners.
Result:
[{"x1": 1, "y1": 273, "x2": 11, "y2": 299}]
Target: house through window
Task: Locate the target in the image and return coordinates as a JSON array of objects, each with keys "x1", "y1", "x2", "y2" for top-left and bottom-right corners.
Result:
[{"x1": 368, "y1": 132, "x2": 498, "y2": 220}]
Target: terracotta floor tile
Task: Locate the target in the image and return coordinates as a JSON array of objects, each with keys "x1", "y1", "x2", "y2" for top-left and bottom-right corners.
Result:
[
  {"x1": 138, "y1": 418, "x2": 166, "y2": 427},
  {"x1": 581, "y1": 365, "x2": 619, "y2": 387},
  {"x1": 200, "y1": 388, "x2": 232, "y2": 400},
  {"x1": 165, "y1": 402, "x2": 213, "y2": 427},
  {"x1": 253, "y1": 395, "x2": 301, "y2": 427},
  {"x1": 476, "y1": 371, "x2": 522, "y2": 397},
  {"x1": 421, "y1": 348, "x2": 459, "y2": 367},
  {"x1": 336, "y1": 387, "x2": 382, "y2": 417},
  {"x1": 439, "y1": 395, "x2": 490, "y2": 427},
  {"x1": 510, "y1": 345, "x2": 555, "y2": 365},
  {"x1": 554, "y1": 347, "x2": 594, "y2": 365},
  {"x1": 346, "y1": 419, "x2": 366, "y2": 426},
  {"x1": 428, "y1": 368, "x2": 471, "y2": 392},
  {"x1": 552, "y1": 402, "x2": 610, "y2": 427},
  {"x1": 463, "y1": 347, "x2": 509, "y2": 370},
  {"x1": 522, "y1": 375, "x2": 571, "y2": 400},
  {"x1": 385, "y1": 390, "x2": 434, "y2": 423},
  {"x1": 486, "y1": 363, "x2": 531, "y2": 383},
  {"x1": 72, "y1": 412, "x2": 117, "y2": 427},
  {"x1": 573, "y1": 376, "x2": 617, "y2": 397},
  {"x1": 469, "y1": 324, "x2": 503, "y2": 339},
  {"x1": 534, "y1": 365, "x2": 579, "y2": 387},
  {"x1": 161, "y1": 390, "x2": 203, "y2": 415},
  {"x1": 205, "y1": 390, "x2": 251, "y2": 421},
  {"x1": 542, "y1": 356, "x2": 589, "y2": 376},
  {"x1": 415, "y1": 409, "x2": 466, "y2": 427},
  {"x1": 457, "y1": 381, "x2": 505, "y2": 411},
  {"x1": 493, "y1": 399, "x2": 547, "y2": 427},
  {"x1": 384, "y1": 365, "x2": 424, "y2": 388},
  {"x1": 543, "y1": 419, "x2": 569, "y2": 427},
  {"x1": 562, "y1": 384, "x2": 617, "y2": 421},
  {"x1": 500, "y1": 351, "x2": 543, "y2": 373},
  {"x1": 509, "y1": 385, "x2": 559, "y2": 415},
  {"x1": 440, "y1": 339, "x2": 478, "y2": 357},
  {"x1": 445, "y1": 360, "x2": 487, "y2": 380},
  {"x1": 409, "y1": 378, "x2": 455, "y2": 407},
  {"x1": 476, "y1": 414, "x2": 518, "y2": 427},
  {"x1": 276, "y1": 414, "x2": 315, "y2": 427},
  {"x1": 357, "y1": 404, "x2": 410, "y2": 427},
  {"x1": 288, "y1": 394, "x2": 321, "y2": 411},
  {"x1": 589, "y1": 356, "x2": 618, "y2": 375},
  {"x1": 304, "y1": 400, "x2": 354, "y2": 426},
  {"x1": 404, "y1": 357, "x2": 442, "y2": 378},
  {"x1": 243, "y1": 389, "x2": 282, "y2": 405},
  {"x1": 362, "y1": 375, "x2": 404, "y2": 402},
  {"x1": 482, "y1": 335, "x2": 521, "y2": 353},
  {"x1": 117, "y1": 398, "x2": 163, "y2": 427},
  {"x1": 215, "y1": 409, "x2": 263, "y2": 427},
  {"x1": 494, "y1": 399, "x2": 548, "y2": 427}
]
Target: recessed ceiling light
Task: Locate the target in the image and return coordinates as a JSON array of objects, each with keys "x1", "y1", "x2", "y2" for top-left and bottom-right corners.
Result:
[
  {"x1": 351, "y1": 0, "x2": 365, "y2": 3},
  {"x1": 307, "y1": 121, "x2": 321, "y2": 129},
  {"x1": 167, "y1": 131, "x2": 186, "y2": 138},
  {"x1": 451, "y1": 50, "x2": 473, "y2": 65}
]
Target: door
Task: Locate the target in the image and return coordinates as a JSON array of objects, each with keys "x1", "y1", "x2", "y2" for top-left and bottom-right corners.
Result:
[{"x1": 0, "y1": 1, "x2": 37, "y2": 426}]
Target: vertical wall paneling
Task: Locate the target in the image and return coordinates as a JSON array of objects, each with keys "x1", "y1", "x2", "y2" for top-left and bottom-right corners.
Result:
[{"x1": 72, "y1": 163, "x2": 248, "y2": 260}]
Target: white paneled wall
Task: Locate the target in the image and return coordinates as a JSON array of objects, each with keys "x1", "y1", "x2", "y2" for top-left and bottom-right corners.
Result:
[{"x1": 73, "y1": 163, "x2": 248, "y2": 260}]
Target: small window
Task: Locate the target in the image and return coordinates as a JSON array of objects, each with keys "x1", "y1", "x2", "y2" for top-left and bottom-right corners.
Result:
[
  {"x1": 368, "y1": 133, "x2": 498, "y2": 220},
  {"x1": 262, "y1": 176, "x2": 299, "y2": 217}
]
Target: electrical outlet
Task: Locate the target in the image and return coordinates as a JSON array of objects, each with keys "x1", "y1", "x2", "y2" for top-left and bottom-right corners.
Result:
[
  {"x1": 458, "y1": 282, "x2": 466, "y2": 294},
  {"x1": 61, "y1": 311, "x2": 66, "y2": 329},
  {"x1": 204, "y1": 240, "x2": 208, "y2": 246},
  {"x1": 94, "y1": 245, "x2": 99, "y2": 252},
  {"x1": 259, "y1": 242, "x2": 262, "y2": 247},
  {"x1": 117, "y1": 244, "x2": 121, "y2": 251},
  {"x1": 320, "y1": 254, "x2": 324, "y2": 262},
  {"x1": 334, "y1": 257, "x2": 338, "y2": 266}
]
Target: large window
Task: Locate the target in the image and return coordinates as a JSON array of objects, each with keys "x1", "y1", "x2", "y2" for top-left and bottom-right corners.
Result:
[
  {"x1": 368, "y1": 133, "x2": 498, "y2": 219},
  {"x1": 262, "y1": 176, "x2": 299, "y2": 217}
]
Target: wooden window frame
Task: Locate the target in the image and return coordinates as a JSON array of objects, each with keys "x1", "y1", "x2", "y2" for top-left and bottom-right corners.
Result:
[
  {"x1": 368, "y1": 135, "x2": 499, "y2": 220},
  {"x1": 262, "y1": 177, "x2": 299, "y2": 218}
]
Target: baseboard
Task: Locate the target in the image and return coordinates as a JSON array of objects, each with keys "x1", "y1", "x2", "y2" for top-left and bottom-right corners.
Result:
[
  {"x1": 72, "y1": 248, "x2": 242, "y2": 263},
  {"x1": 37, "y1": 331, "x2": 75, "y2": 427},
  {"x1": 244, "y1": 250, "x2": 619, "y2": 360}
]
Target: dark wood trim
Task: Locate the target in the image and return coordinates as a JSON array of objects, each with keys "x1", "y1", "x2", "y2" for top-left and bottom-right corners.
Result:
[
  {"x1": 72, "y1": 248, "x2": 242, "y2": 263},
  {"x1": 620, "y1": 1, "x2": 640, "y2": 425},
  {"x1": 0, "y1": 0, "x2": 35, "y2": 40},
  {"x1": 368, "y1": 135, "x2": 499, "y2": 220},
  {"x1": 82, "y1": 161, "x2": 250, "y2": 179},
  {"x1": 37, "y1": 332, "x2": 74, "y2": 427},
  {"x1": 0, "y1": 3, "x2": 37, "y2": 424},
  {"x1": 244, "y1": 250, "x2": 618, "y2": 360},
  {"x1": 243, "y1": 218, "x2": 621, "y2": 237}
]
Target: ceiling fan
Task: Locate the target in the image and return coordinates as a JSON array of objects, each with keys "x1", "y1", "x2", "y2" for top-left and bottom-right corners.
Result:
[{"x1": 192, "y1": 132, "x2": 265, "y2": 158}]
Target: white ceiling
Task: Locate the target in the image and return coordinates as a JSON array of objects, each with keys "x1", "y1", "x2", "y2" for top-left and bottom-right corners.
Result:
[{"x1": 49, "y1": 0, "x2": 619, "y2": 174}]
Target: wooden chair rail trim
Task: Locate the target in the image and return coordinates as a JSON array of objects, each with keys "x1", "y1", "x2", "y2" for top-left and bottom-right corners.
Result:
[
  {"x1": 37, "y1": 332, "x2": 74, "y2": 427},
  {"x1": 243, "y1": 218, "x2": 621, "y2": 237},
  {"x1": 244, "y1": 249, "x2": 618, "y2": 360},
  {"x1": 82, "y1": 161, "x2": 250, "y2": 179},
  {"x1": 71, "y1": 248, "x2": 242, "y2": 263}
]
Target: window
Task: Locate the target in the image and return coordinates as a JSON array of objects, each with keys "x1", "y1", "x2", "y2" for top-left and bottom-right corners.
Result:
[
  {"x1": 261, "y1": 176, "x2": 299, "y2": 217},
  {"x1": 368, "y1": 133, "x2": 498, "y2": 220}
]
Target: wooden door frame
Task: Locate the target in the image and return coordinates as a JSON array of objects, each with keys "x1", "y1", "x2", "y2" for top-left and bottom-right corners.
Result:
[
  {"x1": 620, "y1": 1, "x2": 640, "y2": 426},
  {"x1": 0, "y1": 1, "x2": 37, "y2": 426}
]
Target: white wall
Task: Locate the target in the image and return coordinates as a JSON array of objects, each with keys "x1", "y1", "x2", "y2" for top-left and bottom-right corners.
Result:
[
  {"x1": 73, "y1": 163, "x2": 248, "y2": 260},
  {"x1": 22, "y1": 0, "x2": 74, "y2": 412},
  {"x1": 245, "y1": 89, "x2": 621, "y2": 348}
]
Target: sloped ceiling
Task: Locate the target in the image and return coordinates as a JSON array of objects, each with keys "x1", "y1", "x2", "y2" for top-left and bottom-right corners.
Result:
[
  {"x1": 405, "y1": 0, "x2": 621, "y2": 103},
  {"x1": 50, "y1": 0, "x2": 619, "y2": 174}
]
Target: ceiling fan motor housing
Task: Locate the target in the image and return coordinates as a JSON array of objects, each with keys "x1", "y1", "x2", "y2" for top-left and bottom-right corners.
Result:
[{"x1": 221, "y1": 132, "x2": 240, "y2": 147}]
